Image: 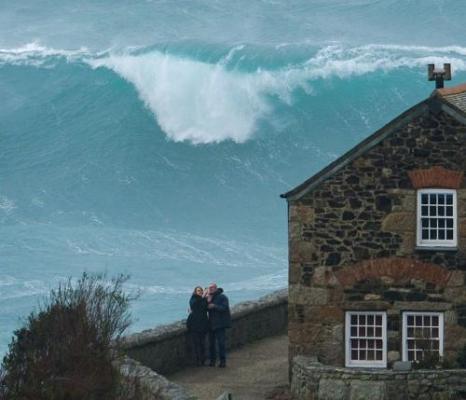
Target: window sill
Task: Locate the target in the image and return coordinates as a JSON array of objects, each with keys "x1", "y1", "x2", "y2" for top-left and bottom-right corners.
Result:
[{"x1": 415, "y1": 246, "x2": 458, "y2": 252}]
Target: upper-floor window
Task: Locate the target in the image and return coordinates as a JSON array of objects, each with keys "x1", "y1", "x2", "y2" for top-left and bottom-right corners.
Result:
[
  {"x1": 417, "y1": 189, "x2": 457, "y2": 248},
  {"x1": 345, "y1": 311, "x2": 387, "y2": 368}
]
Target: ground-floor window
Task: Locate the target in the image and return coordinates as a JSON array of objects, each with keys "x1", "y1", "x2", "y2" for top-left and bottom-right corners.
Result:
[
  {"x1": 345, "y1": 311, "x2": 387, "y2": 368},
  {"x1": 402, "y1": 312, "x2": 444, "y2": 362}
]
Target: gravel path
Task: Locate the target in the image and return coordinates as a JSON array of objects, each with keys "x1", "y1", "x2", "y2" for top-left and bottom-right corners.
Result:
[{"x1": 168, "y1": 334, "x2": 289, "y2": 400}]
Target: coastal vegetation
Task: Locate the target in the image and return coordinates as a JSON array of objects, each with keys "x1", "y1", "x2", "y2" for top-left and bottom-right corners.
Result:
[{"x1": 0, "y1": 273, "x2": 142, "y2": 400}]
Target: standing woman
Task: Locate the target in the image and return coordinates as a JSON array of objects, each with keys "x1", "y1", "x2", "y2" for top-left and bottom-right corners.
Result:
[{"x1": 187, "y1": 286, "x2": 209, "y2": 366}]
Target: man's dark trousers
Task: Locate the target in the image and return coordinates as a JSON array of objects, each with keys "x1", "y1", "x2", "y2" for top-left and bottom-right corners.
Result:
[{"x1": 209, "y1": 328, "x2": 226, "y2": 364}]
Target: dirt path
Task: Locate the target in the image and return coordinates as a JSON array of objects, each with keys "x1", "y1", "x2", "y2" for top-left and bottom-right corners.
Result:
[{"x1": 168, "y1": 334, "x2": 289, "y2": 400}]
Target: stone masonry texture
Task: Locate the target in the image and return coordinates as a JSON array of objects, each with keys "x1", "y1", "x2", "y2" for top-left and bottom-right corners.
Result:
[
  {"x1": 287, "y1": 108, "x2": 466, "y2": 369},
  {"x1": 291, "y1": 356, "x2": 466, "y2": 400}
]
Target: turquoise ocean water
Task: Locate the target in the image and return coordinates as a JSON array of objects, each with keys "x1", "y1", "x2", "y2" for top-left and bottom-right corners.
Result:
[{"x1": 1, "y1": 0, "x2": 466, "y2": 354}]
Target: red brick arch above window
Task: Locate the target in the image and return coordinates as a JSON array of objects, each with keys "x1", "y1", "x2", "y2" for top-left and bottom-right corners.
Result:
[
  {"x1": 335, "y1": 258, "x2": 452, "y2": 289},
  {"x1": 408, "y1": 166, "x2": 463, "y2": 189}
]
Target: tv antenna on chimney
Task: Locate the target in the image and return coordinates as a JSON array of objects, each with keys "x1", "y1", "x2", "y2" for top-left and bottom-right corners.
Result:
[{"x1": 428, "y1": 63, "x2": 451, "y2": 89}]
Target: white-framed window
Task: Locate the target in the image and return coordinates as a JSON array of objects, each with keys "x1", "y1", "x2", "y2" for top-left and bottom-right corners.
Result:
[
  {"x1": 402, "y1": 312, "x2": 444, "y2": 362},
  {"x1": 417, "y1": 189, "x2": 457, "y2": 248},
  {"x1": 345, "y1": 311, "x2": 387, "y2": 368}
]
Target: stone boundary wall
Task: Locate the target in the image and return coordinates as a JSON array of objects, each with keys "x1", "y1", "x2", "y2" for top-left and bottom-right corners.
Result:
[
  {"x1": 291, "y1": 356, "x2": 466, "y2": 400},
  {"x1": 120, "y1": 289, "x2": 288, "y2": 375}
]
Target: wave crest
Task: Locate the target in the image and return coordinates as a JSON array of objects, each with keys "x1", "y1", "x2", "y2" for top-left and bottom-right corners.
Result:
[
  {"x1": 4, "y1": 42, "x2": 466, "y2": 144},
  {"x1": 89, "y1": 53, "x2": 273, "y2": 144},
  {"x1": 88, "y1": 44, "x2": 466, "y2": 144}
]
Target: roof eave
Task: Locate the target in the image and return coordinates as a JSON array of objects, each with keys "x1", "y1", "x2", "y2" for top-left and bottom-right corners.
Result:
[{"x1": 280, "y1": 97, "x2": 434, "y2": 202}]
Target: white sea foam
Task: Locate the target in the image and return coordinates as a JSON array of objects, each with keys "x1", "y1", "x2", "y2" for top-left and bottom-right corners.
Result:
[
  {"x1": 0, "y1": 42, "x2": 90, "y2": 66},
  {"x1": 89, "y1": 53, "x2": 273, "y2": 144},
  {"x1": 0, "y1": 195, "x2": 16, "y2": 214}
]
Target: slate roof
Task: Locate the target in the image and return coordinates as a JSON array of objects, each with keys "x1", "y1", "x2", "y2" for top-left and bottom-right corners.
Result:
[
  {"x1": 435, "y1": 83, "x2": 466, "y2": 114},
  {"x1": 281, "y1": 84, "x2": 466, "y2": 201}
]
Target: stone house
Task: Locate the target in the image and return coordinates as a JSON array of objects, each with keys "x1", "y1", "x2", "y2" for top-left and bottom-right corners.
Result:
[{"x1": 281, "y1": 81, "x2": 466, "y2": 377}]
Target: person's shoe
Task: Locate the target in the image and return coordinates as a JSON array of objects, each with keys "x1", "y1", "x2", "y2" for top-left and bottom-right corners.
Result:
[
  {"x1": 218, "y1": 360, "x2": 226, "y2": 368},
  {"x1": 209, "y1": 360, "x2": 216, "y2": 367}
]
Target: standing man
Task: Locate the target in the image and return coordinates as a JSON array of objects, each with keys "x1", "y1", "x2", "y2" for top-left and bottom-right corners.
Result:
[{"x1": 207, "y1": 283, "x2": 231, "y2": 368}]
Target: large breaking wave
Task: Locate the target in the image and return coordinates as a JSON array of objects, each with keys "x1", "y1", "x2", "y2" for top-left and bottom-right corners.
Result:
[{"x1": 3, "y1": 42, "x2": 466, "y2": 144}]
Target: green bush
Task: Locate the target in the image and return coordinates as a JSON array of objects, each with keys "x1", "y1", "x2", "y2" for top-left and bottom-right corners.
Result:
[{"x1": 0, "y1": 273, "x2": 140, "y2": 400}]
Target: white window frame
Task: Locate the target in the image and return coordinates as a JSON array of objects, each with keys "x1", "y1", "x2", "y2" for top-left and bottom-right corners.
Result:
[
  {"x1": 416, "y1": 189, "x2": 457, "y2": 248},
  {"x1": 402, "y1": 312, "x2": 444, "y2": 362},
  {"x1": 345, "y1": 311, "x2": 387, "y2": 368}
]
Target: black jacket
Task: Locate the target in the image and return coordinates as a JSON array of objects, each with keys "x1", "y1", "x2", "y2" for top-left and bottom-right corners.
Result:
[
  {"x1": 208, "y1": 288, "x2": 231, "y2": 330},
  {"x1": 187, "y1": 294, "x2": 209, "y2": 333}
]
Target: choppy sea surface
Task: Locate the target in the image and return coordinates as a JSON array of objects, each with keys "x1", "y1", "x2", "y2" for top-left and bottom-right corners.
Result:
[{"x1": 1, "y1": 0, "x2": 466, "y2": 354}]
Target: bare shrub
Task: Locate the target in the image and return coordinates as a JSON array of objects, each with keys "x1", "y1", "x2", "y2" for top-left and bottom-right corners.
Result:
[{"x1": 0, "y1": 273, "x2": 140, "y2": 400}]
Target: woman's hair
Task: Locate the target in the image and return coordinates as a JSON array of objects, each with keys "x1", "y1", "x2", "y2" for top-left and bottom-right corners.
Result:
[{"x1": 193, "y1": 286, "x2": 203, "y2": 295}]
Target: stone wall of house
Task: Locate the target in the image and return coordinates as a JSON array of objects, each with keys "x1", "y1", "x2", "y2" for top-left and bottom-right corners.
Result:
[
  {"x1": 121, "y1": 289, "x2": 287, "y2": 375},
  {"x1": 291, "y1": 356, "x2": 466, "y2": 400},
  {"x1": 288, "y1": 109, "x2": 466, "y2": 366}
]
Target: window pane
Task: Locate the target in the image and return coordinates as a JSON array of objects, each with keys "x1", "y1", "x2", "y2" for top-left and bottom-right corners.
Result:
[
  {"x1": 430, "y1": 194, "x2": 437, "y2": 204},
  {"x1": 376, "y1": 351, "x2": 383, "y2": 360},
  {"x1": 405, "y1": 313, "x2": 442, "y2": 363},
  {"x1": 446, "y1": 194, "x2": 453, "y2": 205},
  {"x1": 446, "y1": 207, "x2": 453, "y2": 217},
  {"x1": 438, "y1": 194, "x2": 445, "y2": 204},
  {"x1": 348, "y1": 312, "x2": 385, "y2": 365},
  {"x1": 438, "y1": 230, "x2": 445, "y2": 240},
  {"x1": 446, "y1": 219, "x2": 453, "y2": 228},
  {"x1": 421, "y1": 206, "x2": 428, "y2": 215},
  {"x1": 430, "y1": 230, "x2": 437, "y2": 239},
  {"x1": 430, "y1": 206, "x2": 437, "y2": 216},
  {"x1": 447, "y1": 230, "x2": 453, "y2": 240},
  {"x1": 421, "y1": 194, "x2": 428, "y2": 204},
  {"x1": 438, "y1": 207, "x2": 445, "y2": 217}
]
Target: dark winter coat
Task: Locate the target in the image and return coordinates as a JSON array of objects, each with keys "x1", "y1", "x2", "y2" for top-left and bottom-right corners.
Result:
[
  {"x1": 208, "y1": 288, "x2": 231, "y2": 330},
  {"x1": 187, "y1": 294, "x2": 209, "y2": 333}
]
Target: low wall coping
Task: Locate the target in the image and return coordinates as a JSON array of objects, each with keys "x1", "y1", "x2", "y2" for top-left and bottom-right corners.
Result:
[
  {"x1": 120, "y1": 289, "x2": 288, "y2": 350},
  {"x1": 294, "y1": 355, "x2": 466, "y2": 376}
]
